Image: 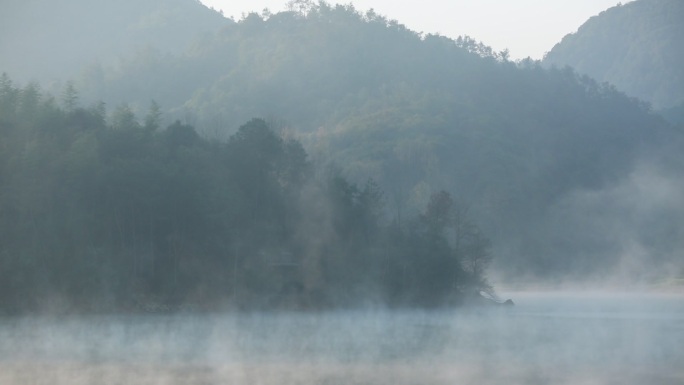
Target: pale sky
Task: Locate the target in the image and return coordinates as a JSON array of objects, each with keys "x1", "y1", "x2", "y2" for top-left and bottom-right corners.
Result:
[{"x1": 199, "y1": 0, "x2": 633, "y2": 60}]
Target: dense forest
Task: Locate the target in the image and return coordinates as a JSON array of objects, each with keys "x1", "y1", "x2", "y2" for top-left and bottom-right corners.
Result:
[
  {"x1": 1, "y1": 0, "x2": 683, "y2": 304},
  {"x1": 544, "y1": 0, "x2": 684, "y2": 119},
  {"x1": 0, "y1": 74, "x2": 496, "y2": 313}
]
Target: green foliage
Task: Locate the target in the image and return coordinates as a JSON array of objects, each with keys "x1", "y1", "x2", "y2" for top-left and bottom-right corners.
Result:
[
  {"x1": 62, "y1": 81, "x2": 79, "y2": 112},
  {"x1": 3, "y1": 0, "x2": 682, "y2": 296},
  {"x1": 0, "y1": 77, "x2": 494, "y2": 312},
  {"x1": 144, "y1": 100, "x2": 162, "y2": 131},
  {"x1": 544, "y1": 0, "x2": 684, "y2": 109}
]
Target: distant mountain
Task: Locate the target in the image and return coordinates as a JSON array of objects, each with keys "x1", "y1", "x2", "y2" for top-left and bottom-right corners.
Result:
[
  {"x1": 3, "y1": 0, "x2": 682, "y2": 284},
  {"x1": 544, "y1": 0, "x2": 684, "y2": 111},
  {"x1": 0, "y1": 0, "x2": 228, "y2": 84},
  {"x1": 80, "y1": 3, "x2": 681, "y2": 283}
]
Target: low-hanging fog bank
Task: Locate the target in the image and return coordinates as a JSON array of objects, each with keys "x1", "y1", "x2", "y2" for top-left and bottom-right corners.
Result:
[
  {"x1": 489, "y1": 137, "x2": 684, "y2": 290},
  {"x1": 1, "y1": 292, "x2": 683, "y2": 385}
]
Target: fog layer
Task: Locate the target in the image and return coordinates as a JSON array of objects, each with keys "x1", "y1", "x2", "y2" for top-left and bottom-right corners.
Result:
[{"x1": 1, "y1": 292, "x2": 683, "y2": 384}]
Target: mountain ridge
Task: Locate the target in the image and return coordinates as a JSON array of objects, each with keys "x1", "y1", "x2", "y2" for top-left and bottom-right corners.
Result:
[
  {"x1": 544, "y1": 0, "x2": 684, "y2": 110},
  {"x1": 0, "y1": 0, "x2": 229, "y2": 85},
  {"x1": 2, "y1": 0, "x2": 682, "y2": 283}
]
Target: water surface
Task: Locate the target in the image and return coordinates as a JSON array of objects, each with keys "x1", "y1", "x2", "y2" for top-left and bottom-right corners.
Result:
[{"x1": 1, "y1": 292, "x2": 682, "y2": 384}]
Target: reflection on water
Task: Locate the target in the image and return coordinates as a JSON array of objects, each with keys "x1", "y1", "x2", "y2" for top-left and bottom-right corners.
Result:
[{"x1": 1, "y1": 292, "x2": 683, "y2": 384}]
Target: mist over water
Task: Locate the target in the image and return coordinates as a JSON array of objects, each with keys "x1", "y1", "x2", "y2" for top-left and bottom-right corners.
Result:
[
  {"x1": 1, "y1": 292, "x2": 683, "y2": 385},
  {"x1": 1, "y1": 1, "x2": 683, "y2": 384}
]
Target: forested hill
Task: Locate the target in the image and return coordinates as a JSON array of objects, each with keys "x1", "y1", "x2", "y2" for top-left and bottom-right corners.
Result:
[
  {"x1": 544, "y1": 0, "x2": 684, "y2": 113},
  {"x1": 0, "y1": 0, "x2": 228, "y2": 85},
  {"x1": 2, "y1": 1, "x2": 683, "y2": 287},
  {"x1": 0, "y1": 75, "x2": 495, "y2": 312},
  {"x1": 84, "y1": 2, "x2": 679, "y2": 283}
]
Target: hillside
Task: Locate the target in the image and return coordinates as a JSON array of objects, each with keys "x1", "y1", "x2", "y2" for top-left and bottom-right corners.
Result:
[
  {"x1": 544, "y1": 0, "x2": 684, "y2": 112},
  {"x1": 1, "y1": 75, "x2": 501, "y2": 311},
  {"x1": 87, "y1": 3, "x2": 681, "y2": 282},
  {"x1": 0, "y1": 0, "x2": 229, "y2": 85},
  {"x1": 2, "y1": 1, "x2": 683, "y2": 285}
]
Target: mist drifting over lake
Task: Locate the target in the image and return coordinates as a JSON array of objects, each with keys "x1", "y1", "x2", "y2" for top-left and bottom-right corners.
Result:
[
  {"x1": 1, "y1": 292, "x2": 683, "y2": 385},
  {"x1": 1, "y1": 1, "x2": 684, "y2": 384}
]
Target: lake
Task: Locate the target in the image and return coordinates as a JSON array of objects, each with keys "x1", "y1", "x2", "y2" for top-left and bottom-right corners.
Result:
[{"x1": 1, "y1": 292, "x2": 683, "y2": 384}]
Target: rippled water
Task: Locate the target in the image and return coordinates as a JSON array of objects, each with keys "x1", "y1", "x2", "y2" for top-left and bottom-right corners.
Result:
[{"x1": 1, "y1": 292, "x2": 683, "y2": 384}]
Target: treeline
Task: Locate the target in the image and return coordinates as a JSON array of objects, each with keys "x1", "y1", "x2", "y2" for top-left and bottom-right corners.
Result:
[
  {"x1": 5, "y1": 0, "x2": 681, "y2": 288},
  {"x1": 0, "y1": 75, "x2": 492, "y2": 313},
  {"x1": 70, "y1": 1, "x2": 679, "y2": 281}
]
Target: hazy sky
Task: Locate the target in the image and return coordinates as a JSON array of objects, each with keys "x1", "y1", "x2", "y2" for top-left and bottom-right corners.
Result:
[{"x1": 199, "y1": 0, "x2": 633, "y2": 60}]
